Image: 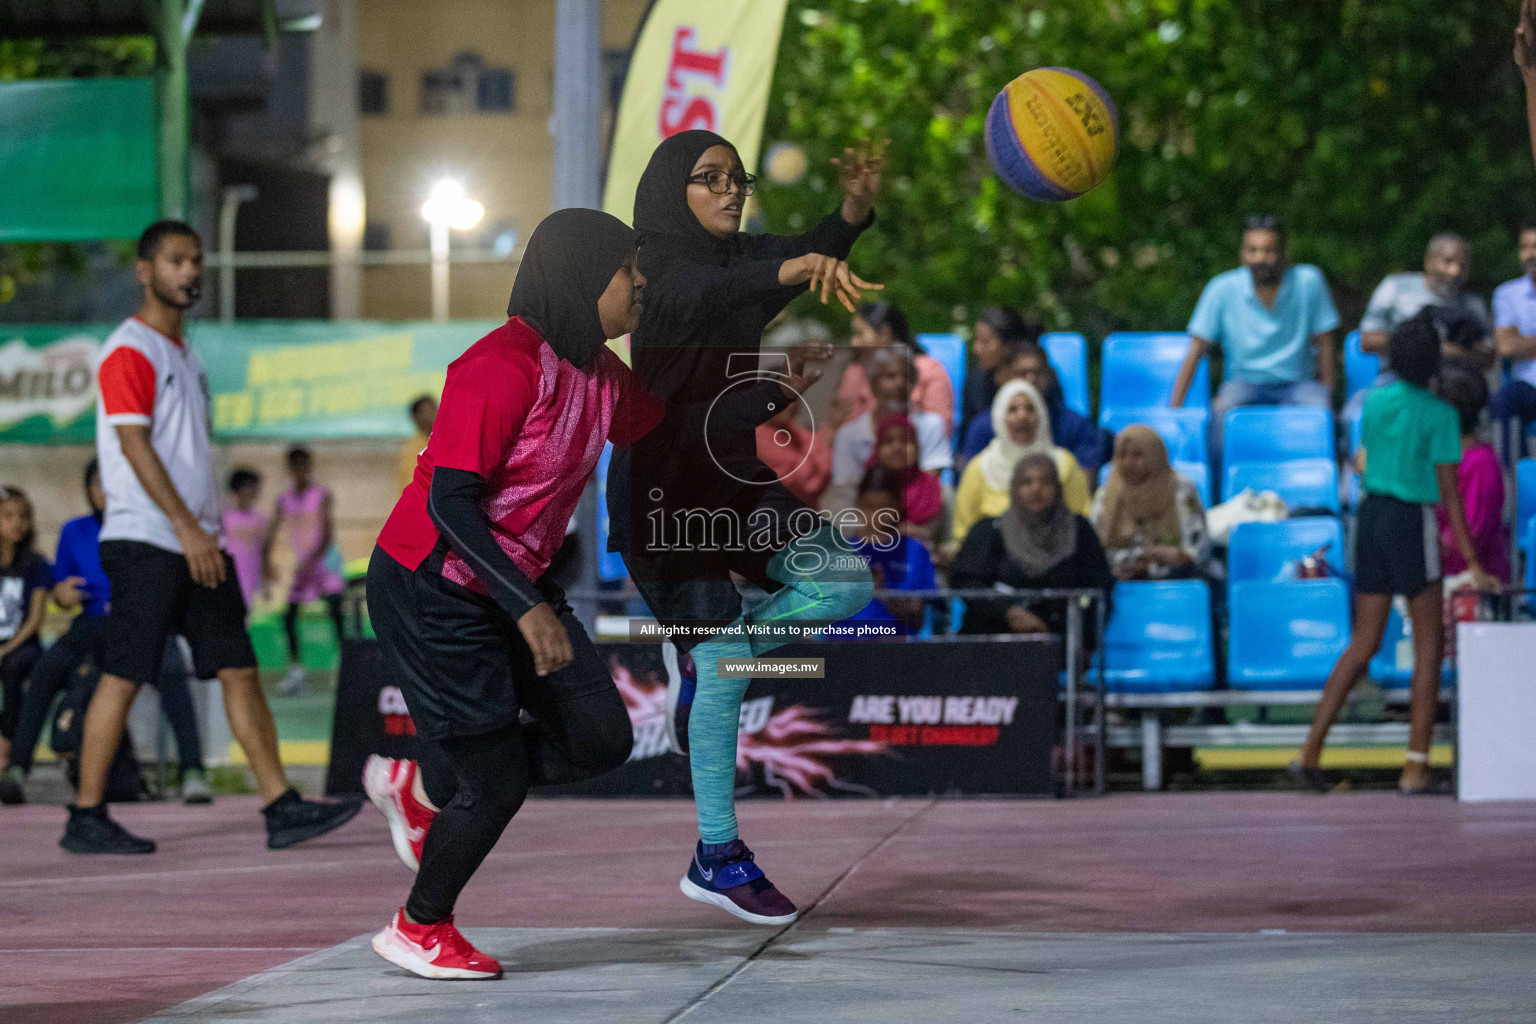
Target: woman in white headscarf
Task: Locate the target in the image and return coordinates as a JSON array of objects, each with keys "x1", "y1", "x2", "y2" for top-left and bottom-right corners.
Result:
[{"x1": 951, "y1": 379, "x2": 1090, "y2": 545}]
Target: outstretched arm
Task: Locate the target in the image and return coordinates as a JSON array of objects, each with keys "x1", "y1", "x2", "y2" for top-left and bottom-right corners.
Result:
[{"x1": 1519, "y1": 0, "x2": 1536, "y2": 168}]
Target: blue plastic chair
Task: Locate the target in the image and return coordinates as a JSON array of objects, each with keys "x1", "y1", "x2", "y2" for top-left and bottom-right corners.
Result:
[
  {"x1": 1040, "y1": 331, "x2": 1090, "y2": 418},
  {"x1": 595, "y1": 443, "x2": 628, "y2": 582},
  {"x1": 1227, "y1": 518, "x2": 1345, "y2": 585},
  {"x1": 1344, "y1": 330, "x2": 1379, "y2": 402},
  {"x1": 916, "y1": 333, "x2": 966, "y2": 416},
  {"x1": 1102, "y1": 580, "x2": 1216, "y2": 692},
  {"x1": 1099, "y1": 460, "x2": 1211, "y2": 508},
  {"x1": 1099, "y1": 331, "x2": 1209, "y2": 427},
  {"x1": 1221, "y1": 407, "x2": 1334, "y2": 491},
  {"x1": 1228, "y1": 579, "x2": 1351, "y2": 690},
  {"x1": 1100, "y1": 407, "x2": 1209, "y2": 465},
  {"x1": 1517, "y1": 459, "x2": 1536, "y2": 551},
  {"x1": 1225, "y1": 458, "x2": 1340, "y2": 512}
]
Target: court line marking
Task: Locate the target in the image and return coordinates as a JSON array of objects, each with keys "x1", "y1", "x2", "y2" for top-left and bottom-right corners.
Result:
[{"x1": 663, "y1": 796, "x2": 940, "y2": 1023}]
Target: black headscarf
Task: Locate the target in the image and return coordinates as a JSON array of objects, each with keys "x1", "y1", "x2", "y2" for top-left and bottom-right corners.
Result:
[
  {"x1": 506, "y1": 207, "x2": 636, "y2": 368},
  {"x1": 632, "y1": 129, "x2": 739, "y2": 262}
]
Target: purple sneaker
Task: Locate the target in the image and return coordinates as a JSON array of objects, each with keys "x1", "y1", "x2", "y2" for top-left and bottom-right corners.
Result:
[
  {"x1": 680, "y1": 839, "x2": 798, "y2": 926},
  {"x1": 661, "y1": 642, "x2": 696, "y2": 756}
]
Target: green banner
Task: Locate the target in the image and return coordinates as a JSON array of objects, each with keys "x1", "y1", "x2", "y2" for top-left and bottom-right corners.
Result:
[
  {"x1": 0, "y1": 320, "x2": 502, "y2": 443},
  {"x1": 0, "y1": 80, "x2": 158, "y2": 243}
]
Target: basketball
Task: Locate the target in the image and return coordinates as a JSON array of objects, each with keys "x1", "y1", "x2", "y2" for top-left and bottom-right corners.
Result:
[{"x1": 984, "y1": 66, "x2": 1119, "y2": 202}]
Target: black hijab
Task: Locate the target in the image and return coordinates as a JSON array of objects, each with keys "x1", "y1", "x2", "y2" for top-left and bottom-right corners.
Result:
[
  {"x1": 632, "y1": 129, "x2": 739, "y2": 263},
  {"x1": 506, "y1": 207, "x2": 636, "y2": 369}
]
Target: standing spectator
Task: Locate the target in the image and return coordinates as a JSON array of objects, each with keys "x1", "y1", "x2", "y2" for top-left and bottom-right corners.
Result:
[
  {"x1": 1091, "y1": 426, "x2": 1211, "y2": 582},
  {"x1": 222, "y1": 468, "x2": 268, "y2": 608},
  {"x1": 951, "y1": 454, "x2": 1111, "y2": 638},
  {"x1": 1171, "y1": 216, "x2": 1339, "y2": 468},
  {"x1": 1346, "y1": 235, "x2": 1493, "y2": 422},
  {"x1": 952, "y1": 380, "x2": 1090, "y2": 546},
  {"x1": 833, "y1": 465, "x2": 936, "y2": 637},
  {"x1": 399, "y1": 395, "x2": 438, "y2": 493},
  {"x1": 755, "y1": 396, "x2": 830, "y2": 507},
  {"x1": 1489, "y1": 225, "x2": 1536, "y2": 464},
  {"x1": 828, "y1": 345, "x2": 951, "y2": 512},
  {"x1": 1435, "y1": 367, "x2": 1509, "y2": 583},
  {"x1": 265, "y1": 446, "x2": 346, "y2": 696},
  {"x1": 962, "y1": 342, "x2": 1112, "y2": 480},
  {"x1": 959, "y1": 306, "x2": 1039, "y2": 444},
  {"x1": 0, "y1": 488, "x2": 50, "y2": 776},
  {"x1": 63, "y1": 219, "x2": 358, "y2": 854},
  {"x1": 831, "y1": 301, "x2": 954, "y2": 434},
  {"x1": 0, "y1": 462, "x2": 209, "y2": 806}
]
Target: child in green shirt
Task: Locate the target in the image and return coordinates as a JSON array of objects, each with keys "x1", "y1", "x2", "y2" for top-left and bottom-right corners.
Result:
[{"x1": 1293, "y1": 312, "x2": 1498, "y2": 795}]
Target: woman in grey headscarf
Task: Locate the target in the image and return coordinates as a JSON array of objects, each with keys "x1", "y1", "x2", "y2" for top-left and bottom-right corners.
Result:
[{"x1": 951, "y1": 453, "x2": 1111, "y2": 636}]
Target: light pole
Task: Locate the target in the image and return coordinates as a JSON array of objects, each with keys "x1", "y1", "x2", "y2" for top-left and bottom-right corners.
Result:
[{"x1": 420, "y1": 179, "x2": 484, "y2": 322}]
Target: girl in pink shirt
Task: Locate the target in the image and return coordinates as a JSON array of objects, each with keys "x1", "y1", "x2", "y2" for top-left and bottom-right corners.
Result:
[
  {"x1": 1435, "y1": 367, "x2": 1510, "y2": 582},
  {"x1": 265, "y1": 446, "x2": 345, "y2": 693},
  {"x1": 221, "y1": 468, "x2": 268, "y2": 606}
]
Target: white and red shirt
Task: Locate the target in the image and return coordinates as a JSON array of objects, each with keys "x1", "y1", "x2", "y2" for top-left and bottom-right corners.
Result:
[
  {"x1": 95, "y1": 317, "x2": 220, "y2": 554},
  {"x1": 378, "y1": 317, "x2": 662, "y2": 588}
]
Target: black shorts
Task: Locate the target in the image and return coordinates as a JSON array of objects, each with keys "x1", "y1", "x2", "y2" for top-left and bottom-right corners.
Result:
[
  {"x1": 1355, "y1": 493, "x2": 1441, "y2": 597},
  {"x1": 98, "y1": 540, "x2": 257, "y2": 685},
  {"x1": 366, "y1": 545, "x2": 614, "y2": 742}
]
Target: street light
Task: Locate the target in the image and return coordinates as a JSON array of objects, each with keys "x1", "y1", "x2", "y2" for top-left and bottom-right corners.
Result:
[{"x1": 420, "y1": 179, "x2": 484, "y2": 322}]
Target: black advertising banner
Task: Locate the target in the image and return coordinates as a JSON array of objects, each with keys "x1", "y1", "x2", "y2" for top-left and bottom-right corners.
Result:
[{"x1": 327, "y1": 638, "x2": 1059, "y2": 799}]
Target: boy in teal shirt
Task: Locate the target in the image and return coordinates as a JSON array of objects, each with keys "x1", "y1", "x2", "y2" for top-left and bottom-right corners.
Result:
[{"x1": 1294, "y1": 312, "x2": 1498, "y2": 795}]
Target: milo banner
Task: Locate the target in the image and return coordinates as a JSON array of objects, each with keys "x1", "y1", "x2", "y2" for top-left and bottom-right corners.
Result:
[
  {"x1": 602, "y1": 0, "x2": 791, "y2": 226},
  {"x1": 326, "y1": 639, "x2": 1058, "y2": 799},
  {"x1": 0, "y1": 320, "x2": 499, "y2": 443}
]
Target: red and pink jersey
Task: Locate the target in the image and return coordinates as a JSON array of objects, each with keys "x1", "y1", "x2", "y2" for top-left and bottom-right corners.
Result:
[{"x1": 377, "y1": 317, "x2": 661, "y2": 590}]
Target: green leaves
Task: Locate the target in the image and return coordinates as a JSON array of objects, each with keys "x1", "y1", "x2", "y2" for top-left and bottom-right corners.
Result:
[{"x1": 758, "y1": 0, "x2": 1529, "y2": 337}]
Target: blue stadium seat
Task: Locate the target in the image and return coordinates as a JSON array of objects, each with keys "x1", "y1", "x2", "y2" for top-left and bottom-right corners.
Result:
[
  {"x1": 1099, "y1": 460, "x2": 1211, "y2": 508},
  {"x1": 1099, "y1": 331, "x2": 1209, "y2": 427},
  {"x1": 916, "y1": 333, "x2": 966, "y2": 414},
  {"x1": 1224, "y1": 458, "x2": 1340, "y2": 512},
  {"x1": 1344, "y1": 330, "x2": 1379, "y2": 402},
  {"x1": 1367, "y1": 603, "x2": 1455, "y2": 687},
  {"x1": 1220, "y1": 407, "x2": 1334, "y2": 489},
  {"x1": 1040, "y1": 331, "x2": 1089, "y2": 418},
  {"x1": 1100, "y1": 407, "x2": 1209, "y2": 465},
  {"x1": 1517, "y1": 459, "x2": 1536, "y2": 551},
  {"x1": 1227, "y1": 517, "x2": 1344, "y2": 585},
  {"x1": 1102, "y1": 580, "x2": 1215, "y2": 692},
  {"x1": 595, "y1": 443, "x2": 627, "y2": 582},
  {"x1": 1228, "y1": 579, "x2": 1351, "y2": 690}
]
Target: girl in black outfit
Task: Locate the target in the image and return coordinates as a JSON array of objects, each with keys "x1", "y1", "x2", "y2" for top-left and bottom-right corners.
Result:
[
  {"x1": 607, "y1": 130, "x2": 882, "y2": 926},
  {"x1": 952, "y1": 453, "x2": 1112, "y2": 637},
  {"x1": 0, "y1": 488, "x2": 51, "y2": 774}
]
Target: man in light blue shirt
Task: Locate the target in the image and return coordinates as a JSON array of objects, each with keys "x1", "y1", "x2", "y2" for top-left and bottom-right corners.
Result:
[
  {"x1": 1170, "y1": 217, "x2": 1339, "y2": 467},
  {"x1": 1490, "y1": 225, "x2": 1536, "y2": 465}
]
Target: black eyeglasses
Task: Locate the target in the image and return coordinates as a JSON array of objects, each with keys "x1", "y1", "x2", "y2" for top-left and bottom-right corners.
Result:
[{"x1": 686, "y1": 170, "x2": 757, "y2": 196}]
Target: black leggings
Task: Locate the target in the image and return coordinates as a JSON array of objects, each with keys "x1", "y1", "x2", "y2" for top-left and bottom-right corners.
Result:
[
  {"x1": 284, "y1": 594, "x2": 345, "y2": 662},
  {"x1": 404, "y1": 683, "x2": 632, "y2": 925},
  {"x1": 0, "y1": 640, "x2": 42, "y2": 744}
]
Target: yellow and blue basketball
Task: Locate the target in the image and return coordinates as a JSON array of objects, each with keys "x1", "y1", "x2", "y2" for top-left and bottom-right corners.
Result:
[{"x1": 984, "y1": 67, "x2": 1118, "y2": 203}]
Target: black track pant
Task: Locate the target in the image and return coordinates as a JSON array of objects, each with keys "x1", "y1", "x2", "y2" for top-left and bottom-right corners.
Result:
[{"x1": 404, "y1": 683, "x2": 632, "y2": 925}]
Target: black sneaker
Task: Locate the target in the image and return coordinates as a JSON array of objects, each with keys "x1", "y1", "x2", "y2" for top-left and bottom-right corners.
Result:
[
  {"x1": 263, "y1": 789, "x2": 364, "y2": 850},
  {"x1": 1287, "y1": 759, "x2": 1331, "y2": 794},
  {"x1": 0, "y1": 766, "x2": 25, "y2": 805},
  {"x1": 60, "y1": 804, "x2": 156, "y2": 854}
]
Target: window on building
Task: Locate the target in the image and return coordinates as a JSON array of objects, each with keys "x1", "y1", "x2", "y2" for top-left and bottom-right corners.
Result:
[
  {"x1": 358, "y1": 70, "x2": 388, "y2": 115},
  {"x1": 419, "y1": 69, "x2": 462, "y2": 115},
  {"x1": 477, "y1": 68, "x2": 514, "y2": 112},
  {"x1": 362, "y1": 221, "x2": 391, "y2": 252}
]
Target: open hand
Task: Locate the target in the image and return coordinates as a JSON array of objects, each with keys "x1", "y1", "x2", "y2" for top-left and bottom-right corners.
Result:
[
  {"x1": 832, "y1": 138, "x2": 889, "y2": 221},
  {"x1": 804, "y1": 254, "x2": 884, "y2": 313}
]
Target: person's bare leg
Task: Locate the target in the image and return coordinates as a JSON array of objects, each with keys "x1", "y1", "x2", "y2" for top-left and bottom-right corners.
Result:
[
  {"x1": 218, "y1": 667, "x2": 289, "y2": 803},
  {"x1": 1300, "y1": 593, "x2": 1392, "y2": 768},
  {"x1": 1401, "y1": 582, "x2": 1445, "y2": 792},
  {"x1": 76, "y1": 674, "x2": 142, "y2": 807}
]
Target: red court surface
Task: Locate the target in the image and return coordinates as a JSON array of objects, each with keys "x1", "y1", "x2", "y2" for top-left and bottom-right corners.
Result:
[{"x1": 4, "y1": 792, "x2": 1535, "y2": 1024}]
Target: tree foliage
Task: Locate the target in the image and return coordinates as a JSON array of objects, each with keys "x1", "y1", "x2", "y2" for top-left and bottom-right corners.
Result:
[{"x1": 758, "y1": 0, "x2": 1531, "y2": 338}]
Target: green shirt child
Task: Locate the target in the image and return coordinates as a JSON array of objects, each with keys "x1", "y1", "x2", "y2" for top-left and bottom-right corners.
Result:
[{"x1": 1360, "y1": 380, "x2": 1462, "y2": 503}]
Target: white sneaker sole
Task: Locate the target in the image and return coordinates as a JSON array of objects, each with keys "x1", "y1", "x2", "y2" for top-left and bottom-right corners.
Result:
[
  {"x1": 661, "y1": 642, "x2": 686, "y2": 756},
  {"x1": 371, "y1": 926, "x2": 500, "y2": 980},
  {"x1": 679, "y1": 876, "x2": 798, "y2": 926},
  {"x1": 362, "y1": 756, "x2": 420, "y2": 872}
]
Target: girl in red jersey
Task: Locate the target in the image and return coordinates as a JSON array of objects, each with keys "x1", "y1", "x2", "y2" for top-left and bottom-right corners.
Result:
[{"x1": 363, "y1": 208, "x2": 659, "y2": 980}]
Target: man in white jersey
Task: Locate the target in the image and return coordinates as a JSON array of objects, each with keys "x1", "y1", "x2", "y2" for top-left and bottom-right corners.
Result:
[{"x1": 62, "y1": 221, "x2": 362, "y2": 855}]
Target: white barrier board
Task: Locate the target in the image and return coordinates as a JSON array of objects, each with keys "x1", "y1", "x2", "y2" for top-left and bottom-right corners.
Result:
[{"x1": 1457, "y1": 622, "x2": 1536, "y2": 802}]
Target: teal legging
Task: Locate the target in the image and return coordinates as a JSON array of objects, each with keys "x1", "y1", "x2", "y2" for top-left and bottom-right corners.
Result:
[{"x1": 689, "y1": 525, "x2": 873, "y2": 843}]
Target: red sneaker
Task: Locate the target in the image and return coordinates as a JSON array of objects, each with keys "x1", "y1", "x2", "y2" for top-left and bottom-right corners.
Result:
[
  {"x1": 371, "y1": 908, "x2": 503, "y2": 980},
  {"x1": 363, "y1": 755, "x2": 435, "y2": 871}
]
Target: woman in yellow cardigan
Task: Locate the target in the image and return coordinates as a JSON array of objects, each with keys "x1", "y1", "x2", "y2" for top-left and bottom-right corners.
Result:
[{"x1": 952, "y1": 379, "x2": 1090, "y2": 545}]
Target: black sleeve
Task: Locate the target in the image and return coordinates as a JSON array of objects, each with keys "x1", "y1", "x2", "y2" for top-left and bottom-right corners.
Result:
[
  {"x1": 1074, "y1": 517, "x2": 1115, "y2": 593},
  {"x1": 743, "y1": 208, "x2": 873, "y2": 263},
  {"x1": 950, "y1": 519, "x2": 1011, "y2": 635},
  {"x1": 427, "y1": 466, "x2": 543, "y2": 620}
]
